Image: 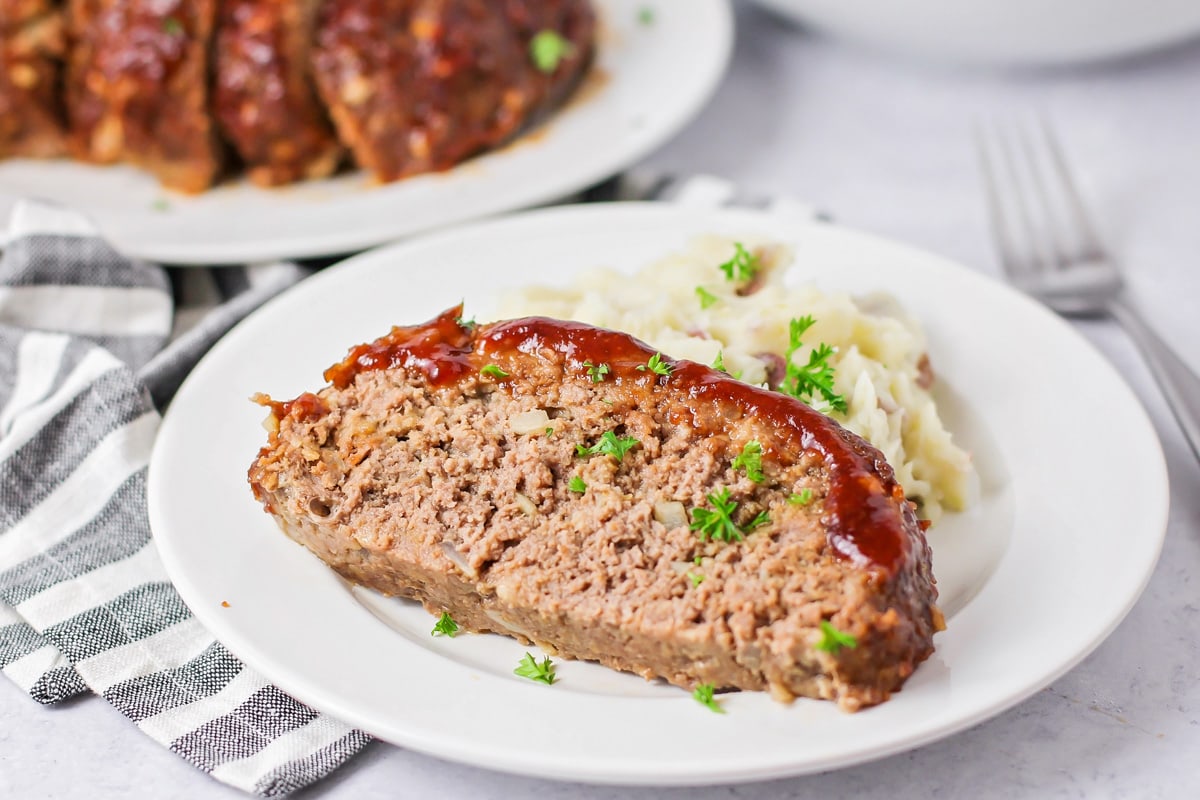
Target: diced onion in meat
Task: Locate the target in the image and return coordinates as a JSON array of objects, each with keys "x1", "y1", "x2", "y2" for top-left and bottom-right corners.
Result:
[
  {"x1": 510, "y1": 409, "x2": 550, "y2": 435},
  {"x1": 440, "y1": 542, "x2": 478, "y2": 579},
  {"x1": 515, "y1": 492, "x2": 538, "y2": 516},
  {"x1": 653, "y1": 500, "x2": 687, "y2": 530}
]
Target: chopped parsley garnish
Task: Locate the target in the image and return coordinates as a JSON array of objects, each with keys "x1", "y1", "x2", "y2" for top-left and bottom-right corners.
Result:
[
  {"x1": 690, "y1": 488, "x2": 768, "y2": 542},
  {"x1": 514, "y1": 652, "x2": 557, "y2": 685},
  {"x1": 712, "y1": 350, "x2": 727, "y2": 372},
  {"x1": 815, "y1": 620, "x2": 858, "y2": 654},
  {"x1": 637, "y1": 6, "x2": 655, "y2": 25},
  {"x1": 455, "y1": 314, "x2": 476, "y2": 330},
  {"x1": 695, "y1": 286, "x2": 718, "y2": 309},
  {"x1": 637, "y1": 352, "x2": 673, "y2": 376},
  {"x1": 568, "y1": 475, "x2": 587, "y2": 494},
  {"x1": 545, "y1": 426, "x2": 555, "y2": 438},
  {"x1": 529, "y1": 30, "x2": 573, "y2": 73},
  {"x1": 431, "y1": 612, "x2": 459, "y2": 638},
  {"x1": 583, "y1": 361, "x2": 610, "y2": 383},
  {"x1": 692, "y1": 683, "x2": 725, "y2": 713},
  {"x1": 778, "y1": 316, "x2": 847, "y2": 414},
  {"x1": 480, "y1": 364, "x2": 510, "y2": 379},
  {"x1": 575, "y1": 430, "x2": 640, "y2": 462},
  {"x1": 717, "y1": 242, "x2": 760, "y2": 283},
  {"x1": 162, "y1": 17, "x2": 183, "y2": 36},
  {"x1": 688, "y1": 572, "x2": 704, "y2": 587},
  {"x1": 150, "y1": 197, "x2": 170, "y2": 212},
  {"x1": 693, "y1": 555, "x2": 703, "y2": 565},
  {"x1": 731, "y1": 440, "x2": 764, "y2": 483},
  {"x1": 788, "y1": 488, "x2": 814, "y2": 505}
]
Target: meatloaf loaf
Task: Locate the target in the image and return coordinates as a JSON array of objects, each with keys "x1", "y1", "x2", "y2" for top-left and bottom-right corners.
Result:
[
  {"x1": 248, "y1": 307, "x2": 942, "y2": 710},
  {"x1": 0, "y1": 0, "x2": 66, "y2": 159}
]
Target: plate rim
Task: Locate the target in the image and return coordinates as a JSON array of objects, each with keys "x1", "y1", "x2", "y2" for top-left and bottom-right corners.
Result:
[{"x1": 148, "y1": 201, "x2": 1169, "y2": 784}]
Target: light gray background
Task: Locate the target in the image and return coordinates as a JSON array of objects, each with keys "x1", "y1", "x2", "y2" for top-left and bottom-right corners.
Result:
[{"x1": 3, "y1": 3, "x2": 1198, "y2": 797}]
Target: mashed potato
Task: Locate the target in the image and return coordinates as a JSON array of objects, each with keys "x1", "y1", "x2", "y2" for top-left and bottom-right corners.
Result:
[{"x1": 498, "y1": 236, "x2": 973, "y2": 522}]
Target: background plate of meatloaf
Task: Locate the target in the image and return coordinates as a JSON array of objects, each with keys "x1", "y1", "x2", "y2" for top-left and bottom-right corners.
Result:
[
  {"x1": 148, "y1": 203, "x2": 1168, "y2": 784},
  {"x1": 0, "y1": 0, "x2": 731, "y2": 265}
]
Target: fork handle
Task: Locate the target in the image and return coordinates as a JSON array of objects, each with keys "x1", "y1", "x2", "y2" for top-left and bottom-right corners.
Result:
[{"x1": 1107, "y1": 296, "x2": 1200, "y2": 463}]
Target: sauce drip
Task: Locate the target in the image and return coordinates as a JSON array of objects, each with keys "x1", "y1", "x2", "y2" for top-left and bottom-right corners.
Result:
[{"x1": 313, "y1": 307, "x2": 915, "y2": 573}]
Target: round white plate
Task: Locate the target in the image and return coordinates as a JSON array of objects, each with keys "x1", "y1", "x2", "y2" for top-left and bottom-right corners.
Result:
[
  {"x1": 148, "y1": 203, "x2": 1168, "y2": 785},
  {"x1": 0, "y1": 0, "x2": 731, "y2": 265}
]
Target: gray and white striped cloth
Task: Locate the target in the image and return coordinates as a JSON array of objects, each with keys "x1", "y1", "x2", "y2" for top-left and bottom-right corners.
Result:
[{"x1": 0, "y1": 201, "x2": 369, "y2": 796}]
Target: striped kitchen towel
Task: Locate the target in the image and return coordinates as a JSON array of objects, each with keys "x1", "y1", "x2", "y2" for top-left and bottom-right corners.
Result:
[{"x1": 0, "y1": 200, "x2": 369, "y2": 796}]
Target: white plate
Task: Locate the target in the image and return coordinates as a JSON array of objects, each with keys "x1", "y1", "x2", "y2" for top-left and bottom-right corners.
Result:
[
  {"x1": 0, "y1": 0, "x2": 731, "y2": 265},
  {"x1": 148, "y1": 203, "x2": 1168, "y2": 785}
]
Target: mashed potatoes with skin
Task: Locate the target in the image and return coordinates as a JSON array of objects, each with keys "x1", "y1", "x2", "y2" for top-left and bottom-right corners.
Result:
[{"x1": 498, "y1": 236, "x2": 974, "y2": 522}]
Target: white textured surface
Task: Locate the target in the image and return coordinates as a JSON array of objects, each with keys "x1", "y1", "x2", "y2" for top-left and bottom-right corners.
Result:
[{"x1": 2, "y1": 4, "x2": 1198, "y2": 797}]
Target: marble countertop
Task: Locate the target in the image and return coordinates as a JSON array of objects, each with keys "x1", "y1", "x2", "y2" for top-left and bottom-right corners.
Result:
[{"x1": 3, "y1": 3, "x2": 1198, "y2": 798}]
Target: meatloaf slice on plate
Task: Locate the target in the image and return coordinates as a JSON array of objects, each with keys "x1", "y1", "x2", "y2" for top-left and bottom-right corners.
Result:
[
  {"x1": 65, "y1": 0, "x2": 221, "y2": 193},
  {"x1": 311, "y1": 0, "x2": 593, "y2": 183},
  {"x1": 248, "y1": 307, "x2": 942, "y2": 710},
  {"x1": 214, "y1": 0, "x2": 341, "y2": 187},
  {"x1": 0, "y1": 0, "x2": 66, "y2": 159}
]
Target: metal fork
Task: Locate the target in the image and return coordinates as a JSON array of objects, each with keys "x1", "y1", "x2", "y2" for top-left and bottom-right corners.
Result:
[{"x1": 975, "y1": 118, "x2": 1200, "y2": 462}]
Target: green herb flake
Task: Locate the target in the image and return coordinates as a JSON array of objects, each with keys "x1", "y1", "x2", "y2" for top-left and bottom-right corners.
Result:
[
  {"x1": 690, "y1": 488, "x2": 758, "y2": 543},
  {"x1": 695, "y1": 286, "x2": 718, "y2": 309},
  {"x1": 637, "y1": 352, "x2": 673, "y2": 376},
  {"x1": 815, "y1": 620, "x2": 859, "y2": 654},
  {"x1": 711, "y1": 350, "x2": 727, "y2": 373},
  {"x1": 693, "y1": 555, "x2": 703, "y2": 565},
  {"x1": 731, "y1": 440, "x2": 764, "y2": 483},
  {"x1": 745, "y1": 510, "x2": 770, "y2": 533},
  {"x1": 480, "y1": 364, "x2": 510, "y2": 379},
  {"x1": 455, "y1": 314, "x2": 477, "y2": 330},
  {"x1": 162, "y1": 17, "x2": 183, "y2": 36},
  {"x1": 717, "y1": 242, "x2": 760, "y2": 283},
  {"x1": 545, "y1": 426, "x2": 555, "y2": 438},
  {"x1": 583, "y1": 361, "x2": 610, "y2": 383},
  {"x1": 637, "y1": 6, "x2": 655, "y2": 25},
  {"x1": 568, "y1": 475, "x2": 587, "y2": 494},
  {"x1": 575, "y1": 430, "x2": 640, "y2": 462},
  {"x1": 431, "y1": 612, "x2": 459, "y2": 638},
  {"x1": 788, "y1": 488, "x2": 814, "y2": 505},
  {"x1": 688, "y1": 572, "x2": 704, "y2": 587},
  {"x1": 514, "y1": 652, "x2": 557, "y2": 685},
  {"x1": 529, "y1": 30, "x2": 573, "y2": 73},
  {"x1": 778, "y1": 316, "x2": 848, "y2": 414},
  {"x1": 692, "y1": 683, "x2": 725, "y2": 713},
  {"x1": 150, "y1": 197, "x2": 170, "y2": 212}
]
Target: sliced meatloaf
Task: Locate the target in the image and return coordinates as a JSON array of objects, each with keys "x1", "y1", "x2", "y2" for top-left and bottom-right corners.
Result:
[
  {"x1": 248, "y1": 307, "x2": 941, "y2": 710},
  {"x1": 0, "y1": 0, "x2": 66, "y2": 159},
  {"x1": 311, "y1": 0, "x2": 594, "y2": 183},
  {"x1": 214, "y1": 0, "x2": 341, "y2": 187},
  {"x1": 65, "y1": 0, "x2": 221, "y2": 193}
]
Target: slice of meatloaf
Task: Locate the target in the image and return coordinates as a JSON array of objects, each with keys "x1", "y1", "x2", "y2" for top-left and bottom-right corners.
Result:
[
  {"x1": 65, "y1": 0, "x2": 221, "y2": 193},
  {"x1": 311, "y1": 0, "x2": 594, "y2": 183},
  {"x1": 214, "y1": 0, "x2": 341, "y2": 187},
  {"x1": 0, "y1": 0, "x2": 66, "y2": 159},
  {"x1": 248, "y1": 307, "x2": 942, "y2": 710}
]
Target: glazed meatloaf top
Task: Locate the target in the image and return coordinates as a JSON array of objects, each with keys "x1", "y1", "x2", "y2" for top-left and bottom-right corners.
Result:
[{"x1": 249, "y1": 307, "x2": 941, "y2": 709}]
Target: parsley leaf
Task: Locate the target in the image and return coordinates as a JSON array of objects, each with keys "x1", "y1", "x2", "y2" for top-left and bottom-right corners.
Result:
[
  {"x1": 431, "y1": 612, "x2": 459, "y2": 638},
  {"x1": 514, "y1": 652, "x2": 557, "y2": 684},
  {"x1": 637, "y1": 352, "x2": 673, "y2": 376},
  {"x1": 711, "y1": 350, "x2": 727, "y2": 373},
  {"x1": 529, "y1": 30, "x2": 573, "y2": 73},
  {"x1": 568, "y1": 475, "x2": 587, "y2": 494},
  {"x1": 815, "y1": 620, "x2": 858, "y2": 654},
  {"x1": 731, "y1": 440, "x2": 764, "y2": 483},
  {"x1": 778, "y1": 316, "x2": 847, "y2": 414},
  {"x1": 162, "y1": 17, "x2": 183, "y2": 36},
  {"x1": 717, "y1": 242, "x2": 760, "y2": 283},
  {"x1": 455, "y1": 314, "x2": 476, "y2": 330},
  {"x1": 545, "y1": 426, "x2": 555, "y2": 438},
  {"x1": 637, "y1": 6, "x2": 655, "y2": 25},
  {"x1": 688, "y1": 572, "x2": 704, "y2": 587},
  {"x1": 689, "y1": 488, "x2": 767, "y2": 542},
  {"x1": 695, "y1": 286, "x2": 718, "y2": 309},
  {"x1": 692, "y1": 683, "x2": 725, "y2": 713},
  {"x1": 480, "y1": 364, "x2": 509, "y2": 379},
  {"x1": 788, "y1": 488, "x2": 814, "y2": 505},
  {"x1": 575, "y1": 430, "x2": 640, "y2": 462},
  {"x1": 583, "y1": 361, "x2": 610, "y2": 383},
  {"x1": 150, "y1": 197, "x2": 170, "y2": 212}
]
